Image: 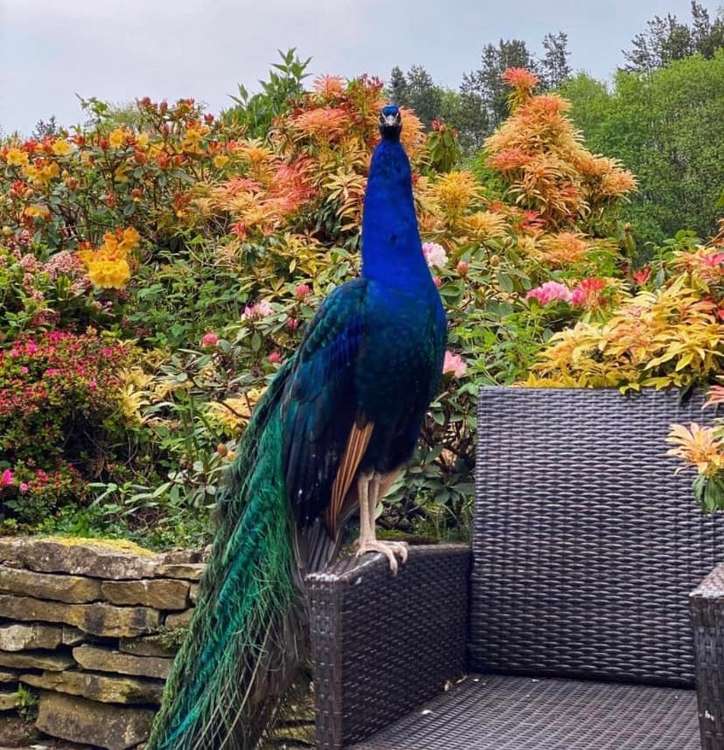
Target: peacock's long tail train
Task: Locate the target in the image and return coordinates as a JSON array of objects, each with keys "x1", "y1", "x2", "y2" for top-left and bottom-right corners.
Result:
[{"x1": 147, "y1": 364, "x2": 326, "y2": 750}]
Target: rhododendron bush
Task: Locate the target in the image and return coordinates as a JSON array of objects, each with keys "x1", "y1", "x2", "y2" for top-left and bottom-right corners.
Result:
[{"x1": 0, "y1": 63, "x2": 720, "y2": 545}]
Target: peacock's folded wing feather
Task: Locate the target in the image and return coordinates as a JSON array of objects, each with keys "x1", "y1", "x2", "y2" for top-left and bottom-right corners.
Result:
[{"x1": 281, "y1": 277, "x2": 368, "y2": 529}]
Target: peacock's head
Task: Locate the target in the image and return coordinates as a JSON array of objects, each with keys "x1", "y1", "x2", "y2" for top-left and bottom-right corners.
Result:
[{"x1": 378, "y1": 104, "x2": 402, "y2": 140}]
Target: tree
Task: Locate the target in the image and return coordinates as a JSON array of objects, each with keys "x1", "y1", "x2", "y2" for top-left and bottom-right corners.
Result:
[
  {"x1": 403, "y1": 65, "x2": 444, "y2": 127},
  {"x1": 388, "y1": 66, "x2": 409, "y2": 106},
  {"x1": 385, "y1": 66, "x2": 489, "y2": 154},
  {"x1": 623, "y1": 1, "x2": 724, "y2": 72},
  {"x1": 32, "y1": 116, "x2": 61, "y2": 139},
  {"x1": 562, "y1": 51, "x2": 724, "y2": 242},
  {"x1": 461, "y1": 32, "x2": 572, "y2": 136},
  {"x1": 540, "y1": 32, "x2": 572, "y2": 88},
  {"x1": 462, "y1": 39, "x2": 537, "y2": 129}
]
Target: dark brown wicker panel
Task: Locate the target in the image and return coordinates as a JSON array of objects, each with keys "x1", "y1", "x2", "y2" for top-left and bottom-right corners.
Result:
[
  {"x1": 348, "y1": 675, "x2": 700, "y2": 749},
  {"x1": 308, "y1": 545, "x2": 470, "y2": 750},
  {"x1": 691, "y1": 563, "x2": 724, "y2": 749},
  {"x1": 473, "y1": 387, "x2": 722, "y2": 686}
]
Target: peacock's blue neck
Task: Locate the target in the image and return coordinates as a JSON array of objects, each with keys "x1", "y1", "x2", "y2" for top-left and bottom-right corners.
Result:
[{"x1": 361, "y1": 139, "x2": 432, "y2": 292}]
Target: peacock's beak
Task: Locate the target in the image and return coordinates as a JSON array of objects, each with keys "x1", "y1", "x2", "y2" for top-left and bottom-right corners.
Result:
[{"x1": 383, "y1": 114, "x2": 398, "y2": 127}]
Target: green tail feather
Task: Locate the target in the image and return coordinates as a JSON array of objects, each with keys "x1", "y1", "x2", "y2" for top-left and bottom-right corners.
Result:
[{"x1": 147, "y1": 367, "x2": 305, "y2": 750}]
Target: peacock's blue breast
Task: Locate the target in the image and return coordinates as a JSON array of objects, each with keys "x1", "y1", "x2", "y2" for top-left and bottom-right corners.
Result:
[{"x1": 355, "y1": 280, "x2": 445, "y2": 429}]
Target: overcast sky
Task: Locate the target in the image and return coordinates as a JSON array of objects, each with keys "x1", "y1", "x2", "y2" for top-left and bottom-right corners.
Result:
[{"x1": 0, "y1": 0, "x2": 708, "y2": 134}]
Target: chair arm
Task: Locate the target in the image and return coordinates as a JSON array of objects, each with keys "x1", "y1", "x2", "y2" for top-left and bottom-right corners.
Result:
[
  {"x1": 306, "y1": 543, "x2": 470, "y2": 750},
  {"x1": 690, "y1": 563, "x2": 724, "y2": 750}
]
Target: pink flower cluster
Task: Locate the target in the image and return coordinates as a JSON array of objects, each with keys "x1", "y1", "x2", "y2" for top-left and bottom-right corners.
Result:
[
  {"x1": 526, "y1": 278, "x2": 607, "y2": 308},
  {"x1": 295, "y1": 283, "x2": 311, "y2": 301},
  {"x1": 0, "y1": 468, "x2": 31, "y2": 494},
  {"x1": 422, "y1": 242, "x2": 448, "y2": 269},
  {"x1": 242, "y1": 299, "x2": 274, "y2": 321},
  {"x1": 443, "y1": 350, "x2": 467, "y2": 379},
  {"x1": 526, "y1": 281, "x2": 572, "y2": 305}
]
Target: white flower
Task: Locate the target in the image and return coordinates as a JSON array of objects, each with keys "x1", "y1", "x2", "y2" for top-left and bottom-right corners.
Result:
[{"x1": 422, "y1": 242, "x2": 448, "y2": 269}]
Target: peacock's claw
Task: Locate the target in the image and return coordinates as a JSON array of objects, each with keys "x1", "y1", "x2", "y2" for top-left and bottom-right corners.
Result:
[{"x1": 355, "y1": 539, "x2": 408, "y2": 575}]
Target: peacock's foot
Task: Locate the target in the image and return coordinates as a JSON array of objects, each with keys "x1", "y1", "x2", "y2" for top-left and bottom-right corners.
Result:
[{"x1": 355, "y1": 539, "x2": 408, "y2": 575}]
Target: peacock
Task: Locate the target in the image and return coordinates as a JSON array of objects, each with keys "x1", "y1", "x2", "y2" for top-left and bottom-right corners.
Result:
[{"x1": 146, "y1": 104, "x2": 447, "y2": 750}]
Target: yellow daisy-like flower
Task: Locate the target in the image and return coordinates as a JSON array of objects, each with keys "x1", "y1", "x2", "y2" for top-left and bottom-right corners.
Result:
[{"x1": 213, "y1": 154, "x2": 230, "y2": 169}]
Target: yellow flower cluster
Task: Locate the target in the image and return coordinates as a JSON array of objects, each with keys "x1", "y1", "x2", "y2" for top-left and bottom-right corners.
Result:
[
  {"x1": 109, "y1": 128, "x2": 130, "y2": 149},
  {"x1": 23, "y1": 161, "x2": 60, "y2": 187},
  {"x1": 5, "y1": 148, "x2": 29, "y2": 167},
  {"x1": 77, "y1": 227, "x2": 140, "y2": 289},
  {"x1": 51, "y1": 139, "x2": 73, "y2": 157}
]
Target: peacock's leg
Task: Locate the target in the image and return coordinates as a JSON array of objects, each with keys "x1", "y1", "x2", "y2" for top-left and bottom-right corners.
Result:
[{"x1": 355, "y1": 471, "x2": 408, "y2": 574}]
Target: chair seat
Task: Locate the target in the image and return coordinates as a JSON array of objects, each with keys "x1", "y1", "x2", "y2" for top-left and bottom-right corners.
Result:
[{"x1": 349, "y1": 675, "x2": 700, "y2": 750}]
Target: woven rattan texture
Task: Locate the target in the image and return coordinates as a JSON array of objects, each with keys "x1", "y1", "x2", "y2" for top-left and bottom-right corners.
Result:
[
  {"x1": 472, "y1": 387, "x2": 722, "y2": 686},
  {"x1": 308, "y1": 545, "x2": 470, "y2": 750},
  {"x1": 691, "y1": 563, "x2": 724, "y2": 749},
  {"x1": 348, "y1": 675, "x2": 700, "y2": 749}
]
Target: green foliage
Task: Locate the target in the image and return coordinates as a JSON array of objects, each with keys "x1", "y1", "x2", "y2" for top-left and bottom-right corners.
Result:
[
  {"x1": 223, "y1": 49, "x2": 310, "y2": 138},
  {"x1": 562, "y1": 51, "x2": 724, "y2": 243},
  {"x1": 427, "y1": 121, "x2": 462, "y2": 173},
  {"x1": 462, "y1": 39, "x2": 537, "y2": 129},
  {"x1": 15, "y1": 685, "x2": 38, "y2": 722},
  {"x1": 694, "y1": 472, "x2": 724, "y2": 513},
  {"x1": 1, "y1": 43, "x2": 720, "y2": 549}
]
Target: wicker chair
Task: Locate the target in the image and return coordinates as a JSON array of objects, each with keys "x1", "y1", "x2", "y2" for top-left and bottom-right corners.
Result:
[{"x1": 307, "y1": 387, "x2": 724, "y2": 750}]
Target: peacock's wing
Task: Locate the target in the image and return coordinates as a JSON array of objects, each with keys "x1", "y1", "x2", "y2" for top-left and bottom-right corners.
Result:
[{"x1": 281, "y1": 278, "x2": 369, "y2": 532}]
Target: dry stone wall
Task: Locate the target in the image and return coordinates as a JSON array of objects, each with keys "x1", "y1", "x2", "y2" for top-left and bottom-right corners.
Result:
[{"x1": 0, "y1": 536, "x2": 207, "y2": 750}]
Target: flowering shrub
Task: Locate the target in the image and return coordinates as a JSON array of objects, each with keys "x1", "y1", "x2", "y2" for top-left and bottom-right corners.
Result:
[
  {"x1": 524, "y1": 233, "x2": 723, "y2": 390},
  {"x1": 0, "y1": 331, "x2": 130, "y2": 522}
]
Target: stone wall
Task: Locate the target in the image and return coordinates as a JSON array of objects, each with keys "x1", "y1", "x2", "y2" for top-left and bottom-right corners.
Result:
[{"x1": 0, "y1": 536, "x2": 206, "y2": 749}]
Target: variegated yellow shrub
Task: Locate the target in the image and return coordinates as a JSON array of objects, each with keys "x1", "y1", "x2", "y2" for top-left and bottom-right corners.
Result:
[
  {"x1": 667, "y1": 382, "x2": 724, "y2": 511},
  {"x1": 524, "y1": 249, "x2": 723, "y2": 391}
]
